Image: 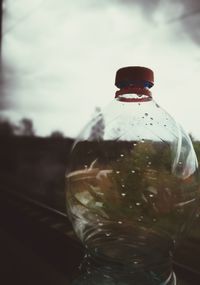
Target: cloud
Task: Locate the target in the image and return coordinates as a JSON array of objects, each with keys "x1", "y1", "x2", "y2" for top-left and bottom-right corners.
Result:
[
  {"x1": 173, "y1": 0, "x2": 200, "y2": 44},
  {"x1": 117, "y1": 0, "x2": 200, "y2": 44},
  {"x1": 1, "y1": 0, "x2": 200, "y2": 137}
]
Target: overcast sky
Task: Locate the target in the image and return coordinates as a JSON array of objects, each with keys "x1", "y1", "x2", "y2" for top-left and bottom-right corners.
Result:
[{"x1": 1, "y1": 0, "x2": 200, "y2": 138}]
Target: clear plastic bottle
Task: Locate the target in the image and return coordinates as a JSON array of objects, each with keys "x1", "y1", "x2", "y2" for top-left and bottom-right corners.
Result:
[{"x1": 66, "y1": 66, "x2": 199, "y2": 285}]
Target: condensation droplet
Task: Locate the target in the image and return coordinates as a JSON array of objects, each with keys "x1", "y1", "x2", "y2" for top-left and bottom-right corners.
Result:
[
  {"x1": 149, "y1": 194, "x2": 154, "y2": 198},
  {"x1": 148, "y1": 161, "x2": 152, "y2": 165},
  {"x1": 98, "y1": 222, "x2": 103, "y2": 226},
  {"x1": 141, "y1": 139, "x2": 145, "y2": 143},
  {"x1": 105, "y1": 233, "x2": 111, "y2": 237},
  {"x1": 150, "y1": 123, "x2": 153, "y2": 126},
  {"x1": 133, "y1": 143, "x2": 137, "y2": 146},
  {"x1": 118, "y1": 220, "x2": 123, "y2": 224},
  {"x1": 136, "y1": 202, "x2": 141, "y2": 206},
  {"x1": 97, "y1": 228, "x2": 102, "y2": 232},
  {"x1": 156, "y1": 103, "x2": 160, "y2": 108},
  {"x1": 153, "y1": 218, "x2": 157, "y2": 222},
  {"x1": 131, "y1": 170, "x2": 135, "y2": 174},
  {"x1": 129, "y1": 205, "x2": 133, "y2": 209},
  {"x1": 164, "y1": 124, "x2": 167, "y2": 127},
  {"x1": 150, "y1": 117, "x2": 153, "y2": 120},
  {"x1": 134, "y1": 261, "x2": 139, "y2": 265},
  {"x1": 145, "y1": 113, "x2": 148, "y2": 116},
  {"x1": 120, "y1": 154, "x2": 124, "y2": 157},
  {"x1": 121, "y1": 184, "x2": 125, "y2": 188},
  {"x1": 84, "y1": 165, "x2": 88, "y2": 168},
  {"x1": 116, "y1": 171, "x2": 120, "y2": 174},
  {"x1": 121, "y1": 192, "x2": 126, "y2": 197}
]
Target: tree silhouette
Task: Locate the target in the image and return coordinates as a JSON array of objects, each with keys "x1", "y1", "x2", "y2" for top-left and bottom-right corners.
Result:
[
  {"x1": 50, "y1": 130, "x2": 64, "y2": 138},
  {"x1": 0, "y1": 118, "x2": 14, "y2": 136},
  {"x1": 17, "y1": 118, "x2": 35, "y2": 136}
]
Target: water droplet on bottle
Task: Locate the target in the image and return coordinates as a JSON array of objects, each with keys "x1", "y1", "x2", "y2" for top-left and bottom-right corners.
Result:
[
  {"x1": 164, "y1": 124, "x2": 167, "y2": 127},
  {"x1": 156, "y1": 103, "x2": 160, "y2": 108},
  {"x1": 137, "y1": 216, "x2": 143, "y2": 222},
  {"x1": 148, "y1": 161, "x2": 152, "y2": 165},
  {"x1": 118, "y1": 220, "x2": 123, "y2": 224},
  {"x1": 98, "y1": 222, "x2": 103, "y2": 226},
  {"x1": 145, "y1": 113, "x2": 148, "y2": 116},
  {"x1": 131, "y1": 170, "x2": 135, "y2": 173},
  {"x1": 150, "y1": 117, "x2": 153, "y2": 120},
  {"x1": 134, "y1": 261, "x2": 139, "y2": 265},
  {"x1": 136, "y1": 202, "x2": 141, "y2": 206},
  {"x1": 120, "y1": 154, "x2": 124, "y2": 157},
  {"x1": 116, "y1": 170, "x2": 120, "y2": 174},
  {"x1": 149, "y1": 194, "x2": 154, "y2": 198},
  {"x1": 141, "y1": 139, "x2": 145, "y2": 143},
  {"x1": 129, "y1": 205, "x2": 133, "y2": 209},
  {"x1": 105, "y1": 233, "x2": 111, "y2": 237},
  {"x1": 121, "y1": 192, "x2": 126, "y2": 197},
  {"x1": 84, "y1": 165, "x2": 88, "y2": 169},
  {"x1": 153, "y1": 218, "x2": 157, "y2": 222},
  {"x1": 121, "y1": 184, "x2": 125, "y2": 188},
  {"x1": 133, "y1": 143, "x2": 137, "y2": 146},
  {"x1": 150, "y1": 123, "x2": 153, "y2": 126}
]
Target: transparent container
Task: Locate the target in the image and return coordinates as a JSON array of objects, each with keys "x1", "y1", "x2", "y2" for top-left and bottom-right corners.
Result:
[{"x1": 66, "y1": 66, "x2": 199, "y2": 285}]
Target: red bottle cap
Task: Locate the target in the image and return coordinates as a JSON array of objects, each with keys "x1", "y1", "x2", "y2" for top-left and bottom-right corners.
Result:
[{"x1": 115, "y1": 66, "x2": 154, "y2": 88}]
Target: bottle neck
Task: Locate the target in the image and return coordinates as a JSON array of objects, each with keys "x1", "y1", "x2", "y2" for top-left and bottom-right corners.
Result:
[{"x1": 115, "y1": 86, "x2": 152, "y2": 102}]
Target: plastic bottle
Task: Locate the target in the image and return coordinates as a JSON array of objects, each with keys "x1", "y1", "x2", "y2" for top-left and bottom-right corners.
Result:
[{"x1": 66, "y1": 66, "x2": 199, "y2": 285}]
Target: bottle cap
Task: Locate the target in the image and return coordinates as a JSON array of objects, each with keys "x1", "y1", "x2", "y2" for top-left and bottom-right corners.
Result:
[{"x1": 115, "y1": 66, "x2": 154, "y2": 89}]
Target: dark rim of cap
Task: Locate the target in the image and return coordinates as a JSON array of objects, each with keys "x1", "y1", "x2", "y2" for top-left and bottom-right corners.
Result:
[{"x1": 115, "y1": 66, "x2": 154, "y2": 88}]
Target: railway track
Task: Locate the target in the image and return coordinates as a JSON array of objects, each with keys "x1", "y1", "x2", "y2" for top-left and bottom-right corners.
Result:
[{"x1": 0, "y1": 188, "x2": 200, "y2": 284}]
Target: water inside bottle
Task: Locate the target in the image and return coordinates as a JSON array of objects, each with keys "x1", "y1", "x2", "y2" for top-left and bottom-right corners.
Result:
[{"x1": 66, "y1": 140, "x2": 198, "y2": 284}]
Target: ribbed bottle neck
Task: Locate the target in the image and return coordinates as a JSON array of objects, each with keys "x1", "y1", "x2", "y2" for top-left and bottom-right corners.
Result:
[{"x1": 115, "y1": 86, "x2": 152, "y2": 102}]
